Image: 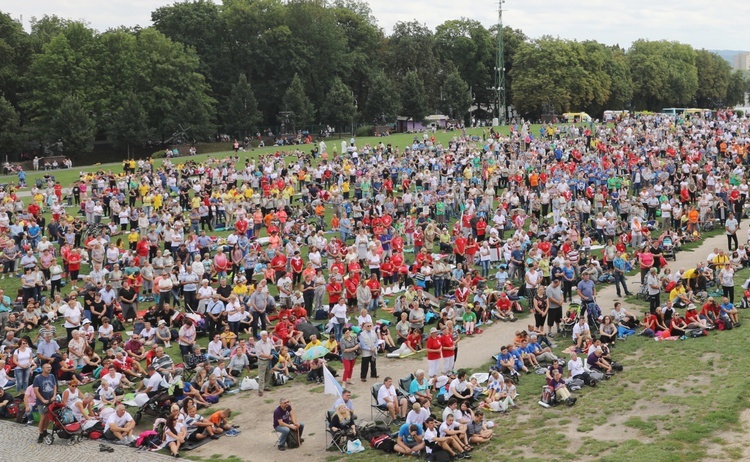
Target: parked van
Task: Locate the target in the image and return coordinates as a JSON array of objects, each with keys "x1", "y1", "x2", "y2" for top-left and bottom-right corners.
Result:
[{"x1": 562, "y1": 112, "x2": 592, "y2": 123}]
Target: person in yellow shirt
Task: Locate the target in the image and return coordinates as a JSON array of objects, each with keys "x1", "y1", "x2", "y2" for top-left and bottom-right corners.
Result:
[
  {"x1": 138, "y1": 183, "x2": 150, "y2": 198},
  {"x1": 153, "y1": 193, "x2": 163, "y2": 210},
  {"x1": 712, "y1": 251, "x2": 730, "y2": 268},
  {"x1": 127, "y1": 229, "x2": 139, "y2": 250},
  {"x1": 304, "y1": 334, "x2": 322, "y2": 350},
  {"x1": 190, "y1": 196, "x2": 201, "y2": 209}
]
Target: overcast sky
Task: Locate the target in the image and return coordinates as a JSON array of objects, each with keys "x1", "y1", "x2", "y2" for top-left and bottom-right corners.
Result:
[{"x1": 4, "y1": 0, "x2": 749, "y2": 51}]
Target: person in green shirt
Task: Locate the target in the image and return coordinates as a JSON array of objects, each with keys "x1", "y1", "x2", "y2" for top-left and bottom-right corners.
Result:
[{"x1": 463, "y1": 309, "x2": 477, "y2": 335}]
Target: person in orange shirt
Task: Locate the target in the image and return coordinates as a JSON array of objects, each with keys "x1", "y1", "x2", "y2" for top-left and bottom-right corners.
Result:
[
  {"x1": 687, "y1": 207, "x2": 700, "y2": 235},
  {"x1": 264, "y1": 211, "x2": 276, "y2": 229},
  {"x1": 331, "y1": 215, "x2": 340, "y2": 232}
]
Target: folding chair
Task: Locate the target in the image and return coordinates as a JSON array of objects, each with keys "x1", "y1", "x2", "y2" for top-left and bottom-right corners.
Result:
[
  {"x1": 324, "y1": 410, "x2": 347, "y2": 452},
  {"x1": 396, "y1": 374, "x2": 414, "y2": 400},
  {"x1": 271, "y1": 429, "x2": 284, "y2": 449},
  {"x1": 370, "y1": 383, "x2": 393, "y2": 425}
]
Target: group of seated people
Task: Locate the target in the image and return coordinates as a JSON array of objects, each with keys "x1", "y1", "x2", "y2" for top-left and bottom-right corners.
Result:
[
  {"x1": 343, "y1": 370, "x2": 495, "y2": 459},
  {"x1": 641, "y1": 296, "x2": 739, "y2": 338}
]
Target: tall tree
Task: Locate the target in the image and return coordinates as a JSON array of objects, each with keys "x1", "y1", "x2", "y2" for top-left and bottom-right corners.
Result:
[
  {"x1": 0, "y1": 96, "x2": 23, "y2": 160},
  {"x1": 629, "y1": 40, "x2": 698, "y2": 110},
  {"x1": 603, "y1": 46, "x2": 634, "y2": 110},
  {"x1": 320, "y1": 77, "x2": 358, "y2": 133},
  {"x1": 280, "y1": 74, "x2": 315, "y2": 131},
  {"x1": 400, "y1": 71, "x2": 428, "y2": 130},
  {"x1": 0, "y1": 12, "x2": 32, "y2": 108},
  {"x1": 49, "y1": 95, "x2": 95, "y2": 156},
  {"x1": 695, "y1": 49, "x2": 732, "y2": 107},
  {"x1": 385, "y1": 21, "x2": 441, "y2": 108},
  {"x1": 364, "y1": 70, "x2": 401, "y2": 124},
  {"x1": 726, "y1": 71, "x2": 747, "y2": 107},
  {"x1": 224, "y1": 74, "x2": 261, "y2": 138},
  {"x1": 440, "y1": 70, "x2": 473, "y2": 121},
  {"x1": 108, "y1": 92, "x2": 149, "y2": 157},
  {"x1": 151, "y1": 0, "x2": 233, "y2": 103}
]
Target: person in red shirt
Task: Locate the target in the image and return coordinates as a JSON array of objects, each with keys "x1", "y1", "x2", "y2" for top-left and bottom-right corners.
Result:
[
  {"x1": 453, "y1": 235, "x2": 467, "y2": 265},
  {"x1": 493, "y1": 292, "x2": 516, "y2": 322},
  {"x1": 270, "y1": 253, "x2": 287, "y2": 282},
  {"x1": 454, "y1": 283, "x2": 470, "y2": 306},
  {"x1": 235, "y1": 217, "x2": 248, "y2": 236},
  {"x1": 475, "y1": 218, "x2": 487, "y2": 242},
  {"x1": 136, "y1": 237, "x2": 150, "y2": 259},
  {"x1": 67, "y1": 248, "x2": 82, "y2": 283},
  {"x1": 330, "y1": 257, "x2": 345, "y2": 277},
  {"x1": 380, "y1": 256, "x2": 394, "y2": 285},
  {"x1": 413, "y1": 228, "x2": 425, "y2": 253},
  {"x1": 465, "y1": 237, "x2": 479, "y2": 262},
  {"x1": 425, "y1": 327, "x2": 443, "y2": 378},
  {"x1": 365, "y1": 273, "x2": 381, "y2": 311},
  {"x1": 700, "y1": 299, "x2": 720, "y2": 324},
  {"x1": 440, "y1": 327, "x2": 455, "y2": 374},
  {"x1": 344, "y1": 277, "x2": 358, "y2": 311},
  {"x1": 327, "y1": 280, "x2": 343, "y2": 309}
]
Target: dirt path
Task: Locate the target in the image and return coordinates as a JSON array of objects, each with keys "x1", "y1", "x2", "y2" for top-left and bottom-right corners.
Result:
[{"x1": 192, "y1": 232, "x2": 728, "y2": 462}]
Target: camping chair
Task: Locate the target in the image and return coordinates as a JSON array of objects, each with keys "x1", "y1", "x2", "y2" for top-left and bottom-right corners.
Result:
[
  {"x1": 397, "y1": 374, "x2": 415, "y2": 400},
  {"x1": 325, "y1": 410, "x2": 347, "y2": 453},
  {"x1": 370, "y1": 383, "x2": 393, "y2": 425}
]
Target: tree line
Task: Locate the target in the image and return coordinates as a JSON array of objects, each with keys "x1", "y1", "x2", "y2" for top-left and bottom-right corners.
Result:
[{"x1": 0, "y1": 0, "x2": 747, "y2": 159}]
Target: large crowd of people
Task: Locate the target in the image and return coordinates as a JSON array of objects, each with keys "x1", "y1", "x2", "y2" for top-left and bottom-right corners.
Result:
[{"x1": 0, "y1": 109, "x2": 748, "y2": 457}]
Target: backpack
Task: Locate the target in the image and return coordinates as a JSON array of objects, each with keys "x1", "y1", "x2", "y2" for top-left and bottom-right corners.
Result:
[
  {"x1": 286, "y1": 428, "x2": 301, "y2": 449},
  {"x1": 370, "y1": 434, "x2": 396, "y2": 452},
  {"x1": 359, "y1": 423, "x2": 390, "y2": 442},
  {"x1": 539, "y1": 385, "x2": 556, "y2": 406},
  {"x1": 136, "y1": 430, "x2": 161, "y2": 449},
  {"x1": 589, "y1": 369, "x2": 606, "y2": 382},
  {"x1": 689, "y1": 329, "x2": 707, "y2": 338},
  {"x1": 272, "y1": 371, "x2": 289, "y2": 386}
]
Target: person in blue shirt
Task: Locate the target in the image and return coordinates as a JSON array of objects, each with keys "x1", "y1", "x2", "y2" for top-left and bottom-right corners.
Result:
[
  {"x1": 612, "y1": 254, "x2": 632, "y2": 298},
  {"x1": 395, "y1": 422, "x2": 425, "y2": 455},
  {"x1": 508, "y1": 345, "x2": 529, "y2": 373},
  {"x1": 720, "y1": 297, "x2": 739, "y2": 325}
]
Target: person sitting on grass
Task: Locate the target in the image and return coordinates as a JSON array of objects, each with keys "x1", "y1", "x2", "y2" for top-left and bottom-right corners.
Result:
[
  {"x1": 685, "y1": 304, "x2": 712, "y2": 329},
  {"x1": 670, "y1": 312, "x2": 688, "y2": 337},
  {"x1": 209, "y1": 408, "x2": 233, "y2": 432},
  {"x1": 496, "y1": 345, "x2": 528, "y2": 375},
  {"x1": 549, "y1": 369, "x2": 577, "y2": 406},
  {"x1": 423, "y1": 416, "x2": 470, "y2": 460},
  {"x1": 386, "y1": 328, "x2": 421, "y2": 358},
  {"x1": 164, "y1": 413, "x2": 187, "y2": 457},
  {"x1": 395, "y1": 422, "x2": 425, "y2": 456},
  {"x1": 185, "y1": 404, "x2": 221, "y2": 442},
  {"x1": 438, "y1": 413, "x2": 472, "y2": 453},
  {"x1": 492, "y1": 292, "x2": 517, "y2": 322},
  {"x1": 528, "y1": 334, "x2": 559, "y2": 364},
  {"x1": 462, "y1": 307, "x2": 477, "y2": 335},
  {"x1": 572, "y1": 317, "x2": 591, "y2": 349},
  {"x1": 104, "y1": 404, "x2": 136, "y2": 444},
  {"x1": 201, "y1": 374, "x2": 225, "y2": 403},
  {"x1": 466, "y1": 409, "x2": 493, "y2": 445},
  {"x1": 518, "y1": 339, "x2": 541, "y2": 369},
  {"x1": 720, "y1": 296, "x2": 740, "y2": 326},
  {"x1": 587, "y1": 348, "x2": 613, "y2": 375},
  {"x1": 598, "y1": 316, "x2": 618, "y2": 345}
]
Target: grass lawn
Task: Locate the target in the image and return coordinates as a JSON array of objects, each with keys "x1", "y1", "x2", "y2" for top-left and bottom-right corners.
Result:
[{"x1": 333, "y1": 268, "x2": 750, "y2": 462}]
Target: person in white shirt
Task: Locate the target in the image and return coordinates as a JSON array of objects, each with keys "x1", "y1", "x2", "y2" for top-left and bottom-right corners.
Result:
[
  {"x1": 405, "y1": 402, "x2": 430, "y2": 426},
  {"x1": 207, "y1": 335, "x2": 228, "y2": 361},
  {"x1": 572, "y1": 317, "x2": 591, "y2": 348},
  {"x1": 423, "y1": 416, "x2": 468, "y2": 459},
  {"x1": 377, "y1": 377, "x2": 408, "y2": 422},
  {"x1": 104, "y1": 404, "x2": 136, "y2": 443}
]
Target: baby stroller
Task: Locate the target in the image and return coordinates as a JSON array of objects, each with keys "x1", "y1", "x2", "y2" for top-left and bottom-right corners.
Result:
[
  {"x1": 134, "y1": 389, "x2": 174, "y2": 424},
  {"x1": 661, "y1": 236, "x2": 675, "y2": 261},
  {"x1": 43, "y1": 401, "x2": 83, "y2": 445},
  {"x1": 561, "y1": 303, "x2": 581, "y2": 337}
]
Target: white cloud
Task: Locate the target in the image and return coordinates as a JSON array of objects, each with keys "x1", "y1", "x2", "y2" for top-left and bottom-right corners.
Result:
[{"x1": 4, "y1": 0, "x2": 749, "y2": 50}]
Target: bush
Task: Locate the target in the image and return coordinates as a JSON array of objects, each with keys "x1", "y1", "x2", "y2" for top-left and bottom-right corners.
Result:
[
  {"x1": 736, "y1": 110, "x2": 744, "y2": 118},
  {"x1": 355, "y1": 125, "x2": 375, "y2": 137}
]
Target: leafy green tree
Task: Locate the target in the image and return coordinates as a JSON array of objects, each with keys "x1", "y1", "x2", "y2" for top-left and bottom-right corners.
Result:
[
  {"x1": 0, "y1": 96, "x2": 23, "y2": 160},
  {"x1": 436, "y1": 19, "x2": 494, "y2": 117},
  {"x1": 23, "y1": 22, "x2": 105, "y2": 131},
  {"x1": 109, "y1": 92, "x2": 150, "y2": 157},
  {"x1": 440, "y1": 70, "x2": 473, "y2": 121},
  {"x1": 629, "y1": 40, "x2": 698, "y2": 110},
  {"x1": 695, "y1": 50, "x2": 731, "y2": 107},
  {"x1": 603, "y1": 46, "x2": 633, "y2": 110},
  {"x1": 321, "y1": 77, "x2": 358, "y2": 133},
  {"x1": 726, "y1": 71, "x2": 747, "y2": 107},
  {"x1": 49, "y1": 95, "x2": 95, "y2": 156},
  {"x1": 224, "y1": 74, "x2": 261, "y2": 138},
  {"x1": 151, "y1": 0, "x2": 233, "y2": 101},
  {"x1": 0, "y1": 12, "x2": 32, "y2": 107},
  {"x1": 364, "y1": 71, "x2": 401, "y2": 124},
  {"x1": 280, "y1": 74, "x2": 315, "y2": 131},
  {"x1": 386, "y1": 21, "x2": 441, "y2": 108},
  {"x1": 400, "y1": 71, "x2": 429, "y2": 130}
]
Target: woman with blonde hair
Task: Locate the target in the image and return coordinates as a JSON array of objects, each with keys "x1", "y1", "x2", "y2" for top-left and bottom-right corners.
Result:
[{"x1": 329, "y1": 403, "x2": 357, "y2": 439}]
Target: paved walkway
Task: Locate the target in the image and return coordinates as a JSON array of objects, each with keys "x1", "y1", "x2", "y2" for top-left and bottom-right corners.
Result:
[{"x1": 0, "y1": 421, "x2": 172, "y2": 462}]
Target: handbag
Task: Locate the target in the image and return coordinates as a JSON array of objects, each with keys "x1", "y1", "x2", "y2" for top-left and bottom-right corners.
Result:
[
  {"x1": 347, "y1": 439, "x2": 365, "y2": 454},
  {"x1": 240, "y1": 377, "x2": 259, "y2": 391}
]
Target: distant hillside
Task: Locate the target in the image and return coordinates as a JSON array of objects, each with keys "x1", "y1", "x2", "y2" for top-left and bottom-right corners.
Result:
[{"x1": 710, "y1": 50, "x2": 750, "y2": 66}]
